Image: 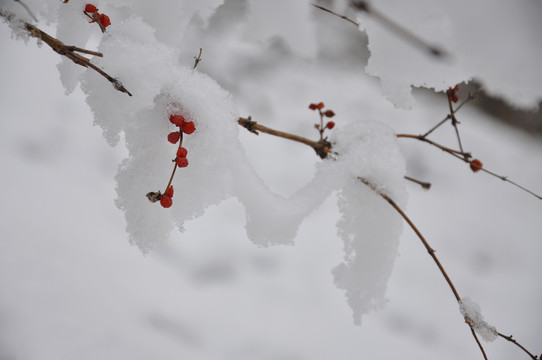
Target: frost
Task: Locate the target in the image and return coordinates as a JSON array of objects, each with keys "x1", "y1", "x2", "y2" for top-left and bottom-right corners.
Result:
[{"x1": 459, "y1": 297, "x2": 498, "y2": 342}]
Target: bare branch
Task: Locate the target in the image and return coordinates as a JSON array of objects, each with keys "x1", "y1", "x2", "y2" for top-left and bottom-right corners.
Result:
[
  {"x1": 358, "y1": 176, "x2": 487, "y2": 359},
  {"x1": 193, "y1": 48, "x2": 203, "y2": 70},
  {"x1": 313, "y1": 3, "x2": 447, "y2": 58},
  {"x1": 312, "y1": 4, "x2": 360, "y2": 27},
  {"x1": 0, "y1": 12, "x2": 132, "y2": 96},
  {"x1": 397, "y1": 134, "x2": 542, "y2": 200},
  {"x1": 497, "y1": 333, "x2": 539, "y2": 360},
  {"x1": 404, "y1": 175, "x2": 431, "y2": 190},
  {"x1": 238, "y1": 116, "x2": 332, "y2": 159}
]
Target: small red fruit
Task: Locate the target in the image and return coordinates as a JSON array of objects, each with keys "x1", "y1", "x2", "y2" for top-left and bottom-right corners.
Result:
[
  {"x1": 324, "y1": 110, "x2": 335, "y2": 118},
  {"x1": 448, "y1": 85, "x2": 459, "y2": 103},
  {"x1": 316, "y1": 102, "x2": 324, "y2": 110},
  {"x1": 326, "y1": 121, "x2": 335, "y2": 129},
  {"x1": 160, "y1": 195, "x2": 173, "y2": 208},
  {"x1": 309, "y1": 103, "x2": 318, "y2": 111},
  {"x1": 181, "y1": 121, "x2": 195, "y2": 134},
  {"x1": 167, "y1": 132, "x2": 181, "y2": 144},
  {"x1": 99, "y1": 13, "x2": 111, "y2": 28},
  {"x1": 177, "y1": 147, "x2": 188, "y2": 158},
  {"x1": 470, "y1": 159, "x2": 483, "y2": 172},
  {"x1": 165, "y1": 186, "x2": 174, "y2": 198},
  {"x1": 84, "y1": 4, "x2": 97, "y2": 12},
  {"x1": 176, "y1": 157, "x2": 189, "y2": 168},
  {"x1": 169, "y1": 114, "x2": 185, "y2": 127}
]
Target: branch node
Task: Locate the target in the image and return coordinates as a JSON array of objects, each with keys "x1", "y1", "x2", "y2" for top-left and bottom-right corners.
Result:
[{"x1": 238, "y1": 116, "x2": 260, "y2": 135}]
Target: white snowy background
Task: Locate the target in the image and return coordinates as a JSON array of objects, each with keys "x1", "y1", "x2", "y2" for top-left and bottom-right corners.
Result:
[{"x1": 0, "y1": 0, "x2": 541, "y2": 359}]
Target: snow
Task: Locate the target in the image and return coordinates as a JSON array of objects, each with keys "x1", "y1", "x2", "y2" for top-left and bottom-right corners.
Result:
[
  {"x1": 358, "y1": 0, "x2": 542, "y2": 110},
  {"x1": 459, "y1": 297, "x2": 498, "y2": 342},
  {"x1": 0, "y1": 0, "x2": 541, "y2": 359}
]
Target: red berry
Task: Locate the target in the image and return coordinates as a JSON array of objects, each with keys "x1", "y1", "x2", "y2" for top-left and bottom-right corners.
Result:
[
  {"x1": 176, "y1": 157, "x2": 189, "y2": 168},
  {"x1": 316, "y1": 102, "x2": 324, "y2": 110},
  {"x1": 181, "y1": 121, "x2": 195, "y2": 134},
  {"x1": 448, "y1": 85, "x2": 459, "y2": 103},
  {"x1": 451, "y1": 93, "x2": 459, "y2": 103},
  {"x1": 160, "y1": 195, "x2": 172, "y2": 208},
  {"x1": 165, "y1": 186, "x2": 174, "y2": 198},
  {"x1": 167, "y1": 132, "x2": 181, "y2": 144},
  {"x1": 309, "y1": 103, "x2": 318, "y2": 111},
  {"x1": 169, "y1": 114, "x2": 185, "y2": 127},
  {"x1": 324, "y1": 110, "x2": 335, "y2": 118},
  {"x1": 326, "y1": 121, "x2": 335, "y2": 129},
  {"x1": 99, "y1": 13, "x2": 111, "y2": 28},
  {"x1": 177, "y1": 147, "x2": 188, "y2": 158},
  {"x1": 84, "y1": 4, "x2": 97, "y2": 12},
  {"x1": 470, "y1": 159, "x2": 483, "y2": 172}
]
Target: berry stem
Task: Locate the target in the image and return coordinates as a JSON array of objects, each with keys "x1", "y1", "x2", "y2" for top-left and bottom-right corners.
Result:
[
  {"x1": 164, "y1": 131, "x2": 183, "y2": 193},
  {"x1": 318, "y1": 109, "x2": 325, "y2": 141}
]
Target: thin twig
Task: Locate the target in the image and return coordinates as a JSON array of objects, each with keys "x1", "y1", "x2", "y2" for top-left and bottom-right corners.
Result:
[
  {"x1": 193, "y1": 48, "x2": 203, "y2": 70},
  {"x1": 13, "y1": 0, "x2": 37, "y2": 22},
  {"x1": 313, "y1": 2, "x2": 447, "y2": 58},
  {"x1": 453, "y1": 86, "x2": 483, "y2": 113},
  {"x1": 358, "y1": 176, "x2": 487, "y2": 359},
  {"x1": 447, "y1": 89, "x2": 468, "y2": 160},
  {"x1": 165, "y1": 132, "x2": 183, "y2": 193},
  {"x1": 20, "y1": 21, "x2": 132, "y2": 96},
  {"x1": 397, "y1": 134, "x2": 542, "y2": 200},
  {"x1": 497, "y1": 333, "x2": 539, "y2": 360},
  {"x1": 404, "y1": 175, "x2": 431, "y2": 189},
  {"x1": 238, "y1": 116, "x2": 332, "y2": 159},
  {"x1": 422, "y1": 87, "x2": 482, "y2": 138},
  {"x1": 421, "y1": 114, "x2": 452, "y2": 139},
  {"x1": 312, "y1": 4, "x2": 360, "y2": 27},
  {"x1": 63, "y1": 45, "x2": 103, "y2": 57}
]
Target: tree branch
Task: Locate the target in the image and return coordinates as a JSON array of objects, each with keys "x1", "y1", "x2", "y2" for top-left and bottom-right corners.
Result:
[
  {"x1": 238, "y1": 116, "x2": 332, "y2": 159},
  {"x1": 397, "y1": 134, "x2": 542, "y2": 200},
  {"x1": 313, "y1": 2, "x2": 447, "y2": 58},
  {"x1": 1, "y1": 12, "x2": 132, "y2": 96}
]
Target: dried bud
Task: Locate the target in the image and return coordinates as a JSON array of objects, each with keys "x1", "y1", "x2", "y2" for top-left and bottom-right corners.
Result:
[{"x1": 324, "y1": 110, "x2": 335, "y2": 118}]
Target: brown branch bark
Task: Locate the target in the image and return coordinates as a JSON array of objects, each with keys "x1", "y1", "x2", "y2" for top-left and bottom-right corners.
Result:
[
  {"x1": 358, "y1": 176, "x2": 488, "y2": 359},
  {"x1": 497, "y1": 333, "x2": 539, "y2": 360},
  {"x1": 397, "y1": 134, "x2": 542, "y2": 200},
  {"x1": 238, "y1": 116, "x2": 332, "y2": 159},
  {"x1": 1, "y1": 12, "x2": 132, "y2": 96}
]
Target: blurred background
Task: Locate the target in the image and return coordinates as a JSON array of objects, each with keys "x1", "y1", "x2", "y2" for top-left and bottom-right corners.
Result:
[{"x1": 1, "y1": 1, "x2": 541, "y2": 359}]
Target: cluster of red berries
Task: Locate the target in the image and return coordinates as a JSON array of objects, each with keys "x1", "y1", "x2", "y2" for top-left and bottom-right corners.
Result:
[
  {"x1": 470, "y1": 158, "x2": 483, "y2": 173},
  {"x1": 158, "y1": 113, "x2": 196, "y2": 208},
  {"x1": 309, "y1": 102, "x2": 336, "y2": 130},
  {"x1": 84, "y1": 4, "x2": 111, "y2": 30},
  {"x1": 168, "y1": 114, "x2": 195, "y2": 167},
  {"x1": 160, "y1": 186, "x2": 174, "y2": 208},
  {"x1": 448, "y1": 85, "x2": 459, "y2": 103}
]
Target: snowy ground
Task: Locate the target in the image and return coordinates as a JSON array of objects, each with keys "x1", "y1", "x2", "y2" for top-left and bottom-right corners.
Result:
[{"x1": 1, "y1": 5, "x2": 541, "y2": 360}]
